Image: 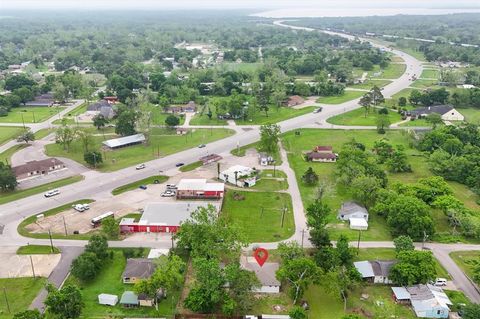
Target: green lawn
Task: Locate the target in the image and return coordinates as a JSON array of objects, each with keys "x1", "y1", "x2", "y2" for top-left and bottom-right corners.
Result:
[
  {"x1": 449, "y1": 251, "x2": 480, "y2": 284},
  {"x1": 52, "y1": 102, "x2": 88, "y2": 124},
  {"x1": 327, "y1": 107, "x2": 402, "y2": 126},
  {"x1": 348, "y1": 79, "x2": 392, "y2": 90},
  {"x1": 369, "y1": 63, "x2": 407, "y2": 79},
  {"x1": 221, "y1": 191, "x2": 294, "y2": 242},
  {"x1": 458, "y1": 107, "x2": 480, "y2": 124},
  {"x1": 236, "y1": 106, "x2": 316, "y2": 125},
  {"x1": 64, "y1": 249, "x2": 181, "y2": 318},
  {"x1": 190, "y1": 104, "x2": 228, "y2": 126},
  {"x1": 179, "y1": 161, "x2": 203, "y2": 172},
  {"x1": 141, "y1": 103, "x2": 186, "y2": 126},
  {"x1": 420, "y1": 69, "x2": 440, "y2": 79},
  {"x1": 259, "y1": 169, "x2": 287, "y2": 178},
  {"x1": 399, "y1": 118, "x2": 432, "y2": 127},
  {"x1": 218, "y1": 62, "x2": 262, "y2": 73},
  {"x1": 0, "y1": 126, "x2": 25, "y2": 145},
  {"x1": 317, "y1": 90, "x2": 365, "y2": 104},
  {"x1": 410, "y1": 79, "x2": 439, "y2": 88},
  {"x1": 0, "y1": 175, "x2": 84, "y2": 205},
  {"x1": 391, "y1": 88, "x2": 415, "y2": 102},
  {"x1": 0, "y1": 106, "x2": 65, "y2": 124},
  {"x1": 0, "y1": 278, "x2": 47, "y2": 318},
  {"x1": 45, "y1": 128, "x2": 234, "y2": 172},
  {"x1": 111, "y1": 175, "x2": 169, "y2": 195},
  {"x1": 18, "y1": 199, "x2": 95, "y2": 240},
  {"x1": 0, "y1": 144, "x2": 29, "y2": 164},
  {"x1": 253, "y1": 177, "x2": 289, "y2": 192},
  {"x1": 17, "y1": 244, "x2": 60, "y2": 254},
  {"x1": 34, "y1": 128, "x2": 55, "y2": 139}
]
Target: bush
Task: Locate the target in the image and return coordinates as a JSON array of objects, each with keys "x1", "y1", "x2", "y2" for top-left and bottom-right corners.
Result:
[{"x1": 122, "y1": 247, "x2": 146, "y2": 259}]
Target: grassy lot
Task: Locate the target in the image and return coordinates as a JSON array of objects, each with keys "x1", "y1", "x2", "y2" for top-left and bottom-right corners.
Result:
[
  {"x1": 0, "y1": 144, "x2": 28, "y2": 164},
  {"x1": 348, "y1": 79, "x2": 392, "y2": 90},
  {"x1": 46, "y1": 128, "x2": 234, "y2": 172},
  {"x1": 221, "y1": 190, "x2": 294, "y2": 242},
  {"x1": 179, "y1": 161, "x2": 203, "y2": 172},
  {"x1": 236, "y1": 106, "x2": 316, "y2": 125},
  {"x1": 17, "y1": 199, "x2": 95, "y2": 240},
  {"x1": 327, "y1": 107, "x2": 402, "y2": 126},
  {"x1": 34, "y1": 128, "x2": 55, "y2": 139},
  {"x1": 0, "y1": 175, "x2": 84, "y2": 205},
  {"x1": 458, "y1": 107, "x2": 480, "y2": 124},
  {"x1": 281, "y1": 128, "x2": 477, "y2": 241},
  {"x1": 17, "y1": 244, "x2": 60, "y2": 254},
  {"x1": 253, "y1": 177, "x2": 289, "y2": 192},
  {"x1": 53, "y1": 102, "x2": 88, "y2": 124},
  {"x1": 370, "y1": 63, "x2": 407, "y2": 79},
  {"x1": 317, "y1": 90, "x2": 365, "y2": 104},
  {"x1": 190, "y1": 104, "x2": 228, "y2": 126},
  {"x1": 410, "y1": 79, "x2": 439, "y2": 88},
  {"x1": 391, "y1": 88, "x2": 415, "y2": 102},
  {"x1": 450, "y1": 251, "x2": 480, "y2": 284},
  {"x1": 64, "y1": 249, "x2": 181, "y2": 318},
  {"x1": 421, "y1": 69, "x2": 440, "y2": 79},
  {"x1": 111, "y1": 175, "x2": 168, "y2": 195},
  {"x1": 0, "y1": 278, "x2": 47, "y2": 318},
  {"x1": 0, "y1": 126, "x2": 25, "y2": 145},
  {"x1": 218, "y1": 62, "x2": 262, "y2": 73},
  {"x1": 259, "y1": 169, "x2": 287, "y2": 178},
  {"x1": 0, "y1": 106, "x2": 65, "y2": 124}
]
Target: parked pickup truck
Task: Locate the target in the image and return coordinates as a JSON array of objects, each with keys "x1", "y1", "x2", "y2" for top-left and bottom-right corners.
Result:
[{"x1": 73, "y1": 203, "x2": 90, "y2": 212}]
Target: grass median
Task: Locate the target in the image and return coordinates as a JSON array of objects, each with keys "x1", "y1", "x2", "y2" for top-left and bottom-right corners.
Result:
[
  {"x1": 17, "y1": 244, "x2": 60, "y2": 254},
  {"x1": 111, "y1": 175, "x2": 168, "y2": 195}
]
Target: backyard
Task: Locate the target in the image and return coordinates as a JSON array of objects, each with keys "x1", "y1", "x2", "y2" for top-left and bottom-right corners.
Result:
[{"x1": 45, "y1": 128, "x2": 234, "y2": 172}]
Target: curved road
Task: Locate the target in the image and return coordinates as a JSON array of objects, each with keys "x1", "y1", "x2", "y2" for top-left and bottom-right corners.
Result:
[{"x1": 1, "y1": 21, "x2": 479, "y2": 305}]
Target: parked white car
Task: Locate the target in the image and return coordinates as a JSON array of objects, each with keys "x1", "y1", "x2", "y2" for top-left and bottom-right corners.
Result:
[
  {"x1": 44, "y1": 189, "x2": 60, "y2": 198},
  {"x1": 161, "y1": 190, "x2": 176, "y2": 197},
  {"x1": 73, "y1": 203, "x2": 90, "y2": 212},
  {"x1": 433, "y1": 278, "x2": 447, "y2": 286}
]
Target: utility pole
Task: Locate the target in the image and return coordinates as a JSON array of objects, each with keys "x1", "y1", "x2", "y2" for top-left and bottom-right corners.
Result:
[
  {"x1": 30, "y1": 256, "x2": 36, "y2": 279},
  {"x1": 171, "y1": 232, "x2": 174, "y2": 249},
  {"x1": 281, "y1": 206, "x2": 286, "y2": 228},
  {"x1": 32, "y1": 111, "x2": 36, "y2": 123},
  {"x1": 422, "y1": 230, "x2": 428, "y2": 250},
  {"x1": 357, "y1": 230, "x2": 362, "y2": 254},
  {"x1": 21, "y1": 113, "x2": 25, "y2": 129},
  {"x1": 301, "y1": 229, "x2": 305, "y2": 248},
  {"x1": 48, "y1": 230, "x2": 54, "y2": 253},
  {"x1": 260, "y1": 207, "x2": 264, "y2": 218},
  {"x1": 63, "y1": 216, "x2": 68, "y2": 236},
  {"x1": 3, "y1": 287, "x2": 10, "y2": 314}
]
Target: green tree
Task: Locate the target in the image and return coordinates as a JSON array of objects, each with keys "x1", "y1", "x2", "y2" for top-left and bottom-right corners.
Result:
[
  {"x1": 101, "y1": 217, "x2": 119, "y2": 239},
  {"x1": 13, "y1": 87, "x2": 34, "y2": 105},
  {"x1": 277, "y1": 241, "x2": 305, "y2": 261},
  {"x1": 224, "y1": 262, "x2": 260, "y2": 314},
  {"x1": 462, "y1": 303, "x2": 480, "y2": 319},
  {"x1": 386, "y1": 146, "x2": 412, "y2": 173},
  {"x1": 289, "y1": 306, "x2": 308, "y2": 319},
  {"x1": 393, "y1": 235, "x2": 415, "y2": 255},
  {"x1": 259, "y1": 124, "x2": 280, "y2": 154},
  {"x1": 302, "y1": 167, "x2": 318, "y2": 186},
  {"x1": 376, "y1": 113, "x2": 391, "y2": 134},
  {"x1": 44, "y1": 284, "x2": 83, "y2": 319},
  {"x1": 359, "y1": 94, "x2": 372, "y2": 117},
  {"x1": 0, "y1": 162, "x2": 17, "y2": 191},
  {"x1": 85, "y1": 234, "x2": 110, "y2": 260},
  {"x1": 351, "y1": 176, "x2": 381, "y2": 208},
  {"x1": 336, "y1": 235, "x2": 354, "y2": 267},
  {"x1": 84, "y1": 151, "x2": 103, "y2": 167},
  {"x1": 324, "y1": 266, "x2": 361, "y2": 312},
  {"x1": 92, "y1": 114, "x2": 108, "y2": 130},
  {"x1": 13, "y1": 310, "x2": 43, "y2": 319},
  {"x1": 70, "y1": 252, "x2": 100, "y2": 281},
  {"x1": 165, "y1": 114, "x2": 180, "y2": 127},
  {"x1": 55, "y1": 124, "x2": 76, "y2": 151},
  {"x1": 390, "y1": 250, "x2": 437, "y2": 285},
  {"x1": 76, "y1": 130, "x2": 94, "y2": 152},
  {"x1": 426, "y1": 113, "x2": 443, "y2": 128},
  {"x1": 276, "y1": 257, "x2": 321, "y2": 304},
  {"x1": 398, "y1": 97, "x2": 407, "y2": 107},
  {"x1": 53, "y1": 82, "x2": 70, "y2": 103},
  {"x1": 16, "y1": 130, "x2": 35, "y2": 144},
  {"x1": 115, "y1": 108, "x2": 137, "y2": 136},
  {"x1": 373, "y1": 139, "x2": 394, "y2": 164},
  {"x1": 306, "y1": 199, "x2": 331, "y2": 230}
]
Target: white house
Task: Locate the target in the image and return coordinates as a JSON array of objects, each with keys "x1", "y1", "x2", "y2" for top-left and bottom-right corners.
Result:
[
  {"x1": 241, "y1": 258, "x2": 280, "y2": 294},
  {"x1": 410, "y1": 105, "x2": 464, "y2": 121},
  {"x1": 354, "y1": 260, "x2": 395, "y2": 284},
  {"x1": 219, "y1": 165, "x2": 257, "y2": 187},
  {"x1": 337, "y1": 201, "x2": 369, "y2": 229},
  {"x1": 98, "y1": 293, "x2": 118, "y2": 306}
]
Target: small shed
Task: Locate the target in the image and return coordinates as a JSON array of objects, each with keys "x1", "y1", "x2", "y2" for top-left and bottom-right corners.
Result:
[
  {"x1": 98, "y1": 293, "x2": 118, "y2": 306},
  {"x1": 392, "y1": 287, "x2": 411, "y2": 304},
  {"x1": 120, "y1": 291, "x2": 139, "y2": 308},
  {"x1": 349, "y1": 217, "x2": 369, "y2": 230}
]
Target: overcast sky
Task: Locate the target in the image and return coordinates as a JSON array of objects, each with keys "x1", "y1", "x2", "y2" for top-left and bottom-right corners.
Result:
[{"x1": 2, "y1": 0, "x2": 480, "y2": 10}]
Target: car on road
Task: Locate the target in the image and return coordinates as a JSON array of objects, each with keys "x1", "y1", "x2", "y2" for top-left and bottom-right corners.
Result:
[
  {"x1": 161, "y1": 190, "x2": 176, "y2": 197},
  {"x1": 73, "y1": 203, "x2": 90, "y2": 212},
  {"x1": 198, "y1": 144, "x2": 206, "y2": 148},
  {"x1": 175, "y1": 162, "x2": 184, "y2": 167},
  {"x1": 313, "y1": 107, "x2": 323, "y2": 113},
  {"x1": 139, "y1": 185, "x2": 147, "y2": 190},
  {"x1": 136, "y1": 163, "x2": 146, "y2": 170},
  {"x1": 44, "y1": 189, "x2": 60, "y2": 198}
]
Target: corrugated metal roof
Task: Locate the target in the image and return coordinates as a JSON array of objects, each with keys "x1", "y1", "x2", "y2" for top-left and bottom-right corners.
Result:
[
  {"x1": 102, "y1": 134, "x2": 145, "y2": 148},
  {"x1": 354, "y1": 261, "x2": 375, "y2": 278},
  {"x1": 392, "y1": 287, "x2": 411, "y2": 300},
  {"x1": 141, "y1": 202, "x2": 221, "y2": 226}
]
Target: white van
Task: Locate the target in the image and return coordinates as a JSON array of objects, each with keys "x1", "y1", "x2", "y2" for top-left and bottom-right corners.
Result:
[{"x1": 434, "y1": 278, "x2": 447, "y2": 286}]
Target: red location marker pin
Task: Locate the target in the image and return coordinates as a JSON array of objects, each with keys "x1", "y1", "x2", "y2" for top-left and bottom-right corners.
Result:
[{"x1": 253, "y1": 248, "x2": 269, "y2": 267}]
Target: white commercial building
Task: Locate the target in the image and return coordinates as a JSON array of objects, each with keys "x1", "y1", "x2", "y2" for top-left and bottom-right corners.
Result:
[{"x1": 219, "y1": 165, "x2": 257, "y2": 187}]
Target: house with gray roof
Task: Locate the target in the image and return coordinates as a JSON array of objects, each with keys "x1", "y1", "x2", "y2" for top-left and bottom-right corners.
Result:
[
  {"x1": 409, "y1": 105, "x2": 464, "y2": 121},
  {"x1": 391, "y1": 284, "x2": 452, "y2": 318},
  {"x1": 354, "y1": 260, "x2": 395, "y2": 284},
  {"x1": 241, "y1": 257, "x2": 280, "y2": 294},
  {"x1": 122, "y1": 259, "x2": 155, "y2": 284},
  {"x1": 87, "y1": 100, "x2": 116, "y2": 119}
]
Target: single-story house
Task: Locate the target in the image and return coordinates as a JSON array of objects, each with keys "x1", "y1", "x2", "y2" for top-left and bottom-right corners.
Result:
[
  {"x1": 219, "y1": 165, "x2": 257, "y2": 187},
  {"x1": 258, "y1": 152, "x2": 275, "y2": 166},
  {"x1": 314, "y1": 145, "x2": 333, "y2": 153},
  {"x1": 409, "y1": 105, "x2": 464, "y2": 121},
  {"x1": 102, "y1": 134, "x2": 145, "y2": 149},
  {"x1": 338, "y1": 201, "x2": 369, "y2": 221},
  {"x1": 169, "y1": 101, "x2": 197, "y2": 113},
  {"x1": 98, "y1": 293, "x2": 118, "y2": 306},
  {"x1": 306, "y1": 145, "x2": 337, "y2": 162},
  {"x1": 354, "y1": 260, "x2": 395, "y2": 284},
  {"x1": 176, "y1": 179, "x2": 225, "y2": 200},
  {"x1": 119, "y1": 202, "x2": 221, "y2": 234},
  {"x1": 87, "y1": 100, "x2": 116, "y2": 119},
  {"x1": 122, "y1": 258, "x2": 156, "y2": 284},
  {"x1": 285, "y1": 95, "x2": 305, "y2": 107},
  {"x1": 12, "y1": 158, "x2": 66, "y2": 181},
  {"x1": 241, "y1": 257, "x2": 281, "y2": 294},
  {"x1": 391, "y1": 284, "x2": 452, "y2": 318},
  {"x1": 119, "y1": 291, "x2": 139, "y2": 308},
  {"x1": 199, "y1": 153, "x2": 222, "y2": 165}
]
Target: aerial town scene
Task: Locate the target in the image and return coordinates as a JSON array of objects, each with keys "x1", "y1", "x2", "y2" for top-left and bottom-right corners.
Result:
[{"x1": 0, "y1": 0, "x2": 480, "y2": 318}]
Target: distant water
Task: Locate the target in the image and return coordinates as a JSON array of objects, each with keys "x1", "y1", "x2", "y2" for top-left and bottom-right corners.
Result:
[{"x1": 252, "y1": 7, "x2": 480, "y2": 18}]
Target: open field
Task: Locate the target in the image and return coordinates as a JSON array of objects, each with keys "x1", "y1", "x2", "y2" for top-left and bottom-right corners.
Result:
[
  {"x1": 369, "y1": 63, "x2": 407, "y2": 79},
  {"x1": 317, "y1": 90, "x2": 364, "y2": 104},
  {"x1": 0, "y1": 106, "x2": 64, "y2": 124},
  {"x1": 253, "y1": 176, "x2": 289, "y2": 192},
  {"x1": 0, "y1": 175, "x2": 84, "y2": 205},
  {"x1": 327, "y1": 107, "x2": 402, "y2": 126},
  {"x1": 0, "y1": 126, "x2": 25, "y2": 145},
  {"x1": 218, "y1": 62, "x2": 262, "y2": 73},
  {"x1": 0, "y1": 278, "x2": 46, "y2": 318},
  {"x1": 221, "y1": 190, "x2": 294, "y2": 242},
  {"x1": 111, "y1": 175, "x2": 168, "y2": 195},
  {"x1": 410, "y1": 79, "x2": 439, "y2": 88},
  {"x1": 64, "y1": 249, "x2": 182, "y2": 318},
  {"x1": 46, "y1": 128, "x2": 234, "y2": 172}
]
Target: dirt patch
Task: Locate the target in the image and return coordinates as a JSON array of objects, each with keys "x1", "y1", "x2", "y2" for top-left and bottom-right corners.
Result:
[{"x1": 0, "y1": 253, "x2": 61, "y2": 278}]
